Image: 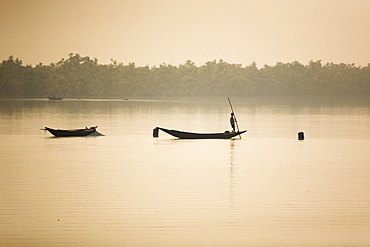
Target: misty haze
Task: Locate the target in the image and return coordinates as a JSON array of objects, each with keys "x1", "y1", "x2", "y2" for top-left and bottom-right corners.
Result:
[
  {"x1": 1, "y1": 54, "x2": 369, "y2": 100},
  {"x1": 1, "y1": 0, "x2": 370, "y2": 246}
]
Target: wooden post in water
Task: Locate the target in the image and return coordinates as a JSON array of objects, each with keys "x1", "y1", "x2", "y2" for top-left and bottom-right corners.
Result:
[{"x1": 298, "y1": 132, "x2": 304, "y2": 140}]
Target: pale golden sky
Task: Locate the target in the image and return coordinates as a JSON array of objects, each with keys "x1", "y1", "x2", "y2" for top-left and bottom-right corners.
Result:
[{"x1": 0, "y1": 0, "x2": 369, "y2": 67}]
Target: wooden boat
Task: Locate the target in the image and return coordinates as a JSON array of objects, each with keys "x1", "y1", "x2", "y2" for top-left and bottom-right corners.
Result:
[
  {"x1": 48, "y1": 96, "x2": 63, "y2": 100},
  {"x1": 153, "y1": 127, "x2": 247, "y2": 139},
  {"x1": 43, "y1": 126, "x2": 98, "y2": 137}
]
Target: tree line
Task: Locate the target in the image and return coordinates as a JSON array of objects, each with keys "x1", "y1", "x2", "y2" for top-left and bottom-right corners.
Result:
[{"x1": 1, "y1": 53, "x2": 369, "y2": 99}]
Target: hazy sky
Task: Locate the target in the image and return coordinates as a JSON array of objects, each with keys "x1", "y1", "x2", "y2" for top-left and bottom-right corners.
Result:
[{"x1": 0, "y1": 0, "x2": 369, "y2": 67}]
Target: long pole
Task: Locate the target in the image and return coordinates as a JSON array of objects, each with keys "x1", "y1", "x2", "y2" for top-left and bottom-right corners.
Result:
[{"x1": 228, "y1": 97, "x2": 241, "y2": 138}]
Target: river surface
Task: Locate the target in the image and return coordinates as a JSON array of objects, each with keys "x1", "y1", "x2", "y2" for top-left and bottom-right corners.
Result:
[{"x1": 1, "y1": 98, "x2": 370, "y2": 247}]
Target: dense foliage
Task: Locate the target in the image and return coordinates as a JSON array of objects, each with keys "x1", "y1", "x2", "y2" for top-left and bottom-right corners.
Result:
[{"x1": 1, "y1": 53, "x2": 369, "y2": 99}]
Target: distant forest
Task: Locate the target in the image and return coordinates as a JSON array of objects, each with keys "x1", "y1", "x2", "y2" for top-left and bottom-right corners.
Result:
[{"x1": 1, "y1": 53, "x2": 369, "y2": 99}]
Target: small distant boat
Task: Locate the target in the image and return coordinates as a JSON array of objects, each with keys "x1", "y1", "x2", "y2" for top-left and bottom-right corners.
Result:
[
  {"x1": 153, "y1": 127, "x2": 247, "y2": 139},
  {"x1": 48, "y1": 96, "x2": 63, "y2": 100},
  {"x1": 43, "y1": 126, "x2": 98, "y2": 137}
]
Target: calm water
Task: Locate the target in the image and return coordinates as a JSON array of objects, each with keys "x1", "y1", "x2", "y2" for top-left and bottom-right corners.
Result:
[{"x1": 1, "y1": 98, "x2": 370, "y2": 247}]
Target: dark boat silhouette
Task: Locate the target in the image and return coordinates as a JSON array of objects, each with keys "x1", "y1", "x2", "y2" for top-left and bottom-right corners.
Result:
[
  {"x1": 48, "y1": 96, "x2": 63, "y2": 100},
  {"x1": 153, "y1": 127, "x2": 246, "y2": 139},
  {"x1": 43, "y1": 126, "x2": 98, "y2": 137},
  {"x1": 153, "y1": 98, "x2": 246, "y2": 139}
]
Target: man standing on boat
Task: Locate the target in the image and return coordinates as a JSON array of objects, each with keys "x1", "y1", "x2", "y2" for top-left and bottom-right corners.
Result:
[{"x1": 230, "y1": 113, "x2": 236, "y2": 132}]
